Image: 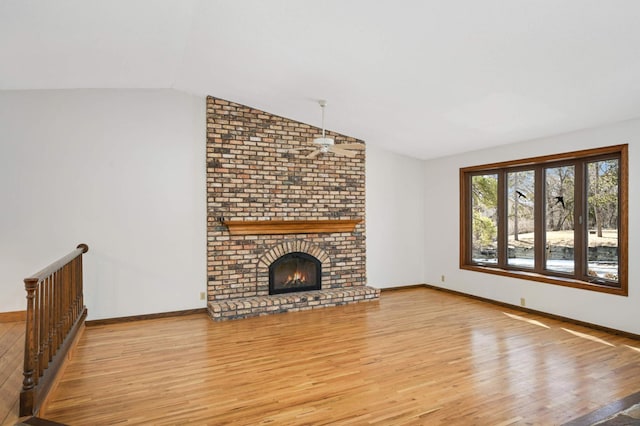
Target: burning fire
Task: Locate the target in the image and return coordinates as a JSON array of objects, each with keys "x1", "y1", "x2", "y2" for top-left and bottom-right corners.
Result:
[{"x1": 286, "y1": 271, "x2": 306, "y2": 283}]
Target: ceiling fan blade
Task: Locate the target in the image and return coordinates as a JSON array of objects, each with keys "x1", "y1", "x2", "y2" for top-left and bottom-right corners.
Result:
[
  {"x1": 330, "y1": 146, "x2": 357, "y2": 157},
  {"x1": 306, "y1": 150, "x2": 321, "y2": 159},
  {"x1": 335, "y1": 143, "x2": 365, "y2": 150}
]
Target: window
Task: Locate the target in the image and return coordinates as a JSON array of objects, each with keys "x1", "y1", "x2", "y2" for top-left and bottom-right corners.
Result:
[{"x1": 460, "y1": 145, "x2": 627, "y2": 295}]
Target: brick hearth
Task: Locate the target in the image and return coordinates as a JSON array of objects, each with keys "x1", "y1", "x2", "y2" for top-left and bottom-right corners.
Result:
[
  {"x1": 208, "y1": 287, "x2": 380, "y2": 321},
  {"x1": 206, "y1": 97, "x2": 380, "y2": 321}
]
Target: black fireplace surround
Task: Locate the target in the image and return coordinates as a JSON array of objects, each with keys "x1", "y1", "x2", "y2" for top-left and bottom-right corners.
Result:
[{"x1": 269, "y1": 252, "x2": 322, "y2": 295}]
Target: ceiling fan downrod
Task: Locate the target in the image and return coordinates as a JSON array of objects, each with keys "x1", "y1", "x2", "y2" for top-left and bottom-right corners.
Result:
[{"x1": 319, "y1": 100, "x2": 327, "y2": 139}]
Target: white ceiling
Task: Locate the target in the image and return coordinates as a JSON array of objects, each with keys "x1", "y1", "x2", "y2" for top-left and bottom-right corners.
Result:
[{"x1": 2, "y1": 0, "x2": 640, "y2": 159}]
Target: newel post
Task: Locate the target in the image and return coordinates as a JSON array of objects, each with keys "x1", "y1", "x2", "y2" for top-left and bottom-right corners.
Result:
[{"x1": 21, "y1": 277, "x2": 39, "y2": 414}]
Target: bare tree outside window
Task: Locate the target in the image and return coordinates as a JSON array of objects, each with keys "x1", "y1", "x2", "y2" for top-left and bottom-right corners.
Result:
[
  {"x1": 587, "y1": 159, "x2": 619, "y2": 282},
  {"x1": 471, "y1": 174, "x2": 498, "y2": 264},
  {"x1": 460, "y1": 145, "x2": 627, "y2": 295},
  {"x1": 507, "y1": 170, "x2": 535, "y2": 268},
  {"x1": 545, "y1": 165, "x2": 575, "y2": 274}
]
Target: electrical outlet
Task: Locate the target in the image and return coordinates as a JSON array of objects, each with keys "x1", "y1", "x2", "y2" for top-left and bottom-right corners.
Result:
[
  {"x1": 441, "y1": 275, "x2": 445, "y2": 282},
  {"x1": 200, "y1": 292, "x2": 206, "y2": 301},
  {"x1": 520, "y1": 297, "x2": 526, "y2": 307}
]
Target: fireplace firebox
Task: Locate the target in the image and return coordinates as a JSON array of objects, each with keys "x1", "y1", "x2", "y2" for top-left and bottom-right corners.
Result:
[{"x1": 269, "y1": 252, "x2": 321, "y2": 295}]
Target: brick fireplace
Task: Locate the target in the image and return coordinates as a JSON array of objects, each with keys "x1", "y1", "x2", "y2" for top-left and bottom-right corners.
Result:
[{"x1": 206, "y1": 97, "x2": 380, "y2": 321}]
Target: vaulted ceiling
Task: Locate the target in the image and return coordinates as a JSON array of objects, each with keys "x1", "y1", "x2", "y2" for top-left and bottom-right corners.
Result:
[{"x1": 2, "y1": 0, "x2": 640, "y2": 159}]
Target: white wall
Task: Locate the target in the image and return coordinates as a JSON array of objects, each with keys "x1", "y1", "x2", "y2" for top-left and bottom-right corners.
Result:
[
  {"x1": 0, "y1": 89, "x2": 207, "y2": 320},
  {"x1": 424, "y1": 119, "x2": 639, "y2": 334},
  {"x1": 1, "y1": 89, "x2": 426, "y2": 319},
  {"x1": 3, "y1": 88, "x2": 636, "y2": 334},
  {"x1": 366, "y1": 145, "x2": 425, "y2": 288}
]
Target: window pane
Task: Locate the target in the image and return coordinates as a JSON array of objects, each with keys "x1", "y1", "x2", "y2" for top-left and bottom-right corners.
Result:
[
  {"x1": 586, "y1": 159, "x2": 619, "y2": 282},
  {"x1": 507, "y1": 170, "x2": 535, "y2": 268},
  {"x1": 471, "y1": 174, "x2": 498, "y2": 264},
  {"x1": 461, "y1": 145, "x2": 626, "y2": 294},
  {"x1": 545, "y1": 166, "x2": 575, "y2": 274}
]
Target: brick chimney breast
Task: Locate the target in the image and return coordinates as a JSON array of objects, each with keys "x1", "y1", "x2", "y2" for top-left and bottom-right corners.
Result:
[{"x1": 206, "y1": 96, "x2": 379, "y2": 320}]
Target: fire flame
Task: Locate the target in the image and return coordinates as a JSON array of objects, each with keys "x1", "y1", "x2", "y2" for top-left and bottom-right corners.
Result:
[{"x1": 286, "y1": 271, "x2": 306, "y2": 283}]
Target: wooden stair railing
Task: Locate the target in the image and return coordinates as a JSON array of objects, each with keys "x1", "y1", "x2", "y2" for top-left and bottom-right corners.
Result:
[{"x1": 19, "y1": 244, "x2": 89, "y2": 417}]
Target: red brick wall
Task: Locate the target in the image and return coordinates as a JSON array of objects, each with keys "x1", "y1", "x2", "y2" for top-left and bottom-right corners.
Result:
[{"x1": 206, "y1": 97, "x2": 367, "y2": 304}]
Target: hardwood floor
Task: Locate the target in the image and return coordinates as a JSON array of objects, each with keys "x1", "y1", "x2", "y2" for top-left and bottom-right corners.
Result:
[
  {"x1": 5, "y1": 288, "x2": 640, "y2": 425},
  {"x1": 0, "y1": 320, "x2": 25, "y2": 426}
]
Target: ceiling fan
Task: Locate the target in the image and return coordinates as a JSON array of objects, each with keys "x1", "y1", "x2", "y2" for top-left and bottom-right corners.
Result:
[{"x1": 291, "y1": 100, "x2": 365, "y2": 159}]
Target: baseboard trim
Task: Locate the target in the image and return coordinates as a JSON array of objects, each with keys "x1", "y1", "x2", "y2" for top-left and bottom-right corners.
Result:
[
  {"x1": 0, "y1": 310, "x2": 26, "y2": 322},
  {"x1": 85, "y1": 308, "x2": 208, "y2": 326},
  {"x1": 79, "y1": 286, "x2": 640, "y2": 340},
  {"x1": 420, "y1": 283, "x2": 640, "y2": 341},
  {"x1": 380, "y1": 284, "x2": 426, "y2": 292}
]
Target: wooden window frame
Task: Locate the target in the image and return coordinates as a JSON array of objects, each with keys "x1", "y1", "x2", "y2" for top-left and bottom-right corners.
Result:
[{"x1": 460, "y1": 144, "x2": 628, "y2": 296}]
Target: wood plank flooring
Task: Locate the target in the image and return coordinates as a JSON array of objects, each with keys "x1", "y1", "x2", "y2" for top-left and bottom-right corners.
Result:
[
  {"x1": 6, "y1": 287, "x2": 640, "y2": 425},
  {"x1": 0, "y1": 320, "x2": 25, "y2": 426}
]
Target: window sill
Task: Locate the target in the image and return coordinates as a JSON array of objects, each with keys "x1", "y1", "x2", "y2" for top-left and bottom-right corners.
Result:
[{"x1": 460, "y1": 264, "x2": 627, "y2": 296}]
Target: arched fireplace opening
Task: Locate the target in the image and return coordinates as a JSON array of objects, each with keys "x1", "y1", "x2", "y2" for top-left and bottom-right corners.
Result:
[{"x1": 269, "y1": 252, "x2": 321, "y2": 295}]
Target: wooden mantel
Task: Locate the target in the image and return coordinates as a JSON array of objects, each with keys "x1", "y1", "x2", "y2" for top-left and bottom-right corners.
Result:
[{"x1": 221, "y1": 219, "x2": 362, "y2": 236}]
